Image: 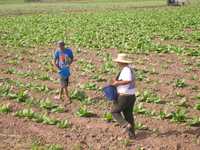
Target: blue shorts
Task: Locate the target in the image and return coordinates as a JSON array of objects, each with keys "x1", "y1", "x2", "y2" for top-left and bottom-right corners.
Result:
[{"x1": 60, "y1": 77, "x2": 69, "y2": 88}]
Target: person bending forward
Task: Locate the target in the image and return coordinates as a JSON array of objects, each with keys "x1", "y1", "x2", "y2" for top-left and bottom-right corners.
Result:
[{"x1": 111, "y1": 53, "x2": 136, "y2": 138}]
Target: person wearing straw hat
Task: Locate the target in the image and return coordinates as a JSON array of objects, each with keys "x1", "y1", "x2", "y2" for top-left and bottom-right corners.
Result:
[{"x1": 111, "y1": 53, "x2": 136, "y2": 138}]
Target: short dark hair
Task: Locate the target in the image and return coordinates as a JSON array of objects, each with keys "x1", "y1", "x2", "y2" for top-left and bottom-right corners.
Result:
[{"x1": 57, "y1": 40, "x2": 65, "y2": 46}]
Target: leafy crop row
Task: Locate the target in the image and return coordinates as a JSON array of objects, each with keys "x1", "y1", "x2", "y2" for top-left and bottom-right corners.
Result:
[
  {"x1": 1, "y1": 6, "x2": 200, "y2": 55},
  {"x1": 15, "y1": 109, "x2": 70, "y2": 128},
  {"x1": 134, "y1": 103, "x2": 200, "y2": 126},
  {"x1": 70, "y1": 89, "x2": 94, "y2": 105},
  {"x1": 0, "y1": 104, "x2": 12, "y2": 114},
  {"x1": 0, "y1": 83, "x2": 64, "y2": 113},
  {"x1": 137, "y1": 90, "x2": 161, "y2": 104},
  {"x1": 3, "y1": 67, "x2": 53, "y2": 82}
]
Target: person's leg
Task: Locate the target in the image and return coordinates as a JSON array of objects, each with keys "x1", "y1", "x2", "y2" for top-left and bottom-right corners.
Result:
[
  {"x1": 64, "y1": 86, "x2": 71, "y2": 103},
  {"x1": 111, "y1": 96, "x2": 129, "y2": 127},
  {"x1": 58, "y1": 77, "x2": 65, "y2": 100},
  {"x1": 122, "y1": 95, "x2": 136, "y2": 137},
  {"x1": 59, "y1": 87, "x2": 64, "y2": 100},
  {"x1": 123, "y1": 95, "x2": 136, "y2": 124},
  {"x1": 63, "y1": 77, "x2": 71, "y2": 103}
]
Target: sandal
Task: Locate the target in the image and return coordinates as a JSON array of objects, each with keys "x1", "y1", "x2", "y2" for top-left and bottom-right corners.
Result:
[
  {"x1": 125, "y1": 124, "x2": 136, "y2": 139},
  {"x1": 54, "y1": 95, "x2": 62, "y2": 100}
]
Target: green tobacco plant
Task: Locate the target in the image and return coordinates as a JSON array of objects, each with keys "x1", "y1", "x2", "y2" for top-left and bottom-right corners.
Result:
[
  {"x1": 197, "y1": 62, "x2": 200, "y2": 68},
  {"x1": 48, "y1": 144, "x2": 63, "y2": 150},
  {"x1": 134, "y1": 103, "x2": 156, "y2": 116},
  {"x1": 4, "y1": 68, "x2": 16, "y2": 74},
  {"x1": 77, "y1": 59, "x2": 96, "y2": 73},
  {"x1": 7, "y1": 89, "x2": 64, "y2": 113},
  {"x1": 8, "y1": 90, "x2": 29, "y2": 103},
  {"x1": 194, "y1": 102, "x2": 200, "y2": 110},
  {"x1": 187, "y1": 117, "x2": 200, "y2": 127},
  {"x1": 39, "y1": 99, "x2": 64, "y2": 113},
  {"x1": 176, "y1": 98, "x2": 188, "y2": 108},
  {"x1": 70, "y1": 89, "x2": 93, "y2": 105},
  {"x1": 33, "y1": 84, "x2": 50, "y2": 93},
  {"x1": 76, "y1": 106, "x2": 93, "y2": 117},
  {"x1": 15, "y1": 109, "x2": 36, "y2": 119},
  {"x1": 101, "y1": 54, "x2": 116, "y2": 74},
  {"x1": 91, "y1": 74, "x2": 106, "y2": 82},
  {"x1": 121, "y1": 139, "x2": 131, "y2": 147},
  {"x1": 37, "y1": 73, "x2": 52, "y2": 81},
  {"x1": 136, "y1": 147, "x2": 145, "y2": 150},
  {"x1": 81, "y1": 98, "x2": 94, "y2": 105},
  {"x1": 135, "y1": 122, "x2": 148, "y2": 130},
  {"x1": 32, "y1": 143, "x2": 63, "y2": 150},
  {"x1": 175, "y1": 79, "x2": 187, "y2": 88},
  {"x1": 3, "y1": 67, "x2": 53, "y2": 82},
  {"x1": 4, "y1": 68, "x2": 35, "y2": 78},
  {"x1": 135, "y1": 69, "x2": 148, "y2": 81},
  {"x1": 157, "y1": 111, "x2": 172, "y2": 120},
  {"x1": 56, "y1": 120, "x2": 70, "y2": 129},
  {"x1": 170, "y1": 108, "x2": 187, "y2": 123},
  {"x1": 6, "y1": 79, "x2": 52, "y2": 93},
  {"x1": 50, "y1": 106, "x2": 65, "y2": 113},
  {"x1": 101, "y1": 61, "x2": 115, "y2": 74},
  {"x1": 0, "y1": 104, "x2": 11, "y2": 114},
  {"x1": 15, "y1": 109, "x2": 70, "y2": 128},
  {"x1": 176, "y1": 92, "x2": 185, "y2": 98},
  {"x1": 80, "y1": 83, "x2": 98, "y2": 91},
  {"x1": 70, "y1": 90, "x2": 87, "y2": 101},
  {"x1": 191, "y1": 75, "x2": 198, "y2": 81},
  {"x1": 0, "y1": 83, "x2": 10, "y2": 97},
  {"x1": 103, "y1": 112, "x2": 113, "y2": 122},
  {"x1": 7, "y1": 59, "x2": 19, "y2": 65},
  {"x1": 133, "y1": 103, "x2": 147, "y2": 114},
  {"x1": 138, "y1": 90, "x2": 161, "y2": 104},
  {"x1": 41, "y1": 114, "x2": 57, "y2": 125},
  {"x1": 196, "y1": 93, "x2": 200, "y2": 100},
  {"x1": 1, "y1": 5, "x2": 200, "y2": 55}
]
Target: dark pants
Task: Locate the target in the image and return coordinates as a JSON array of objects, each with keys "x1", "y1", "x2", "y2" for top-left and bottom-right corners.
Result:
[{"x1": 111, "y1": 95, "x2": 136, "y2": 127}]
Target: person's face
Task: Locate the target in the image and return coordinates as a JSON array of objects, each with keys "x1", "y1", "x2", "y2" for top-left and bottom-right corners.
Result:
[
  {"x1": 58, "y1": 44, "x2": 65, "y2": 50},
  {"x1": 117, "y1": 62, "x2": 127, "y2": 68}
]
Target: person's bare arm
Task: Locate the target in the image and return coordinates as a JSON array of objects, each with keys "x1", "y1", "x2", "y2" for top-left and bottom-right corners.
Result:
[
  {"x1": 112, "y1": 80, "x2": 132, "y2": 86},
  {"x1": 112, "y1": 69, "x2": 136, "y2": 87},
  {"x1": 53, "y1": 58, "x2": 60, "y2": 70},
  {"x1": 69, "y1": 57, "x2": 73, "y2": 66}
]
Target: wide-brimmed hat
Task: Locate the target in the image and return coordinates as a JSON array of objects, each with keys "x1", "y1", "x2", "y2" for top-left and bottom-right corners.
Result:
[{"x1": 113, "y1": 53, "x2": 132, "y2": 64}]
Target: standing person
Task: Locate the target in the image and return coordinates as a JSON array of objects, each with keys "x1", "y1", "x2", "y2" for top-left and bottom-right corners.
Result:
[
  {"x1": 111, "y1": 53, "x2": 136, "y2": 138},
  {"x1": 53, "y1": 41, "x2": 73, "y2": 104}
]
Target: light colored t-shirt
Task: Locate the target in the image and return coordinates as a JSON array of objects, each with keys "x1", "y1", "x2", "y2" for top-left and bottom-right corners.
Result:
[{"x1": 117, "y1": 66, "x2": 135, "y2": 95}]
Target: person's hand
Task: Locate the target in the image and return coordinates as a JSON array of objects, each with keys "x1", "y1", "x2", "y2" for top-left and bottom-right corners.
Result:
[
  {"x1": 112, "y1": 81, "x2": 119, "y2": 87},
  {"x1": 55, "y1": 64, "x2": 60, "y2": 70}
]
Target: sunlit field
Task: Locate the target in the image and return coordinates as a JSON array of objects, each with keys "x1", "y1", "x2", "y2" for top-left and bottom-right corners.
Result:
[{"x1": 0, "y1": 0, "x2": 200, "y2": 149}]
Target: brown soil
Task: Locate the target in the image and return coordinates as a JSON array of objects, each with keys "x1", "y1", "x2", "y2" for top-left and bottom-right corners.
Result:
[{"x1": 0, "y1": 47, "x2": 200, "y2": 150}]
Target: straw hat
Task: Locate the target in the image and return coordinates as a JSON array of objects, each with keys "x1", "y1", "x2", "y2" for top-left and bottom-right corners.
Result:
[{"x1": 113, "y1": 53, "x2": 132, "y2": 64}]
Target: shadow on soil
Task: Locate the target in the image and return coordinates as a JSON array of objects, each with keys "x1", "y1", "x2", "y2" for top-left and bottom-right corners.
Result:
[
  {"x1": 183, "y1": 127, "x2": 200, "y2": 137},
  {"x1": 136, "y1": 130, "x2": 152, "y2": 140},
  {"x1": 153, "y1": 128, "x2": 200, "y2": 138},
  {"x1": 158, "y1": 130, "x2": 182, "y2": 137}
]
